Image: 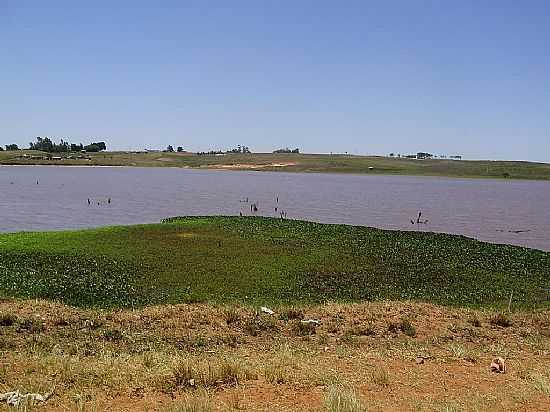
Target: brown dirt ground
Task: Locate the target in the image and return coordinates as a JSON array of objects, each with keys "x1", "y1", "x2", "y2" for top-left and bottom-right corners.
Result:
[{"x1": 0, "y1": 300, "x2": 548, "y2": 411}]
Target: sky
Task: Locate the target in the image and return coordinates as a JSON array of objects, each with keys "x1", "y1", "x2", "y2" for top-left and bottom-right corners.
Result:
[{"x1": 1, "y1": 1, "x2": 549, "y2": 161}]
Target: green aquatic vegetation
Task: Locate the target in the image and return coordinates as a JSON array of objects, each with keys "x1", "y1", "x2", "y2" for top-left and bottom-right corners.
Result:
[
  {"x1": 0, "y1": 216, "x2": 549, "y2": 309},
  {"x1": 0, "y1": 252, "x2": 145, "y2": 307}
]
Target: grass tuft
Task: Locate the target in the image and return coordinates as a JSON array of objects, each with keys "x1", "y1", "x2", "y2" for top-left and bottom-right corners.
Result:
[{"x1": 325, "y1": 384, "x2": 368, "y2": 412}]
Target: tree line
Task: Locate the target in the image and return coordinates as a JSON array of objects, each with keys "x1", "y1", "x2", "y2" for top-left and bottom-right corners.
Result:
[
  {"x1": 273, "y1": 147, "x2": 300, "y2": 154},
  {"x1": 1, "y1": 137, "x2": 107, "y2": 152}
]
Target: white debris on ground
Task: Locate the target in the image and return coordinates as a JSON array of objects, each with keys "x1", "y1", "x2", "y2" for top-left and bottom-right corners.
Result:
[
  {"x1": 301, "y1": 319, "x2": 321, "y2": 326},
  {"x1": 260, "y1": 306, "x2": 275, "y2": 315},
  {"x1": 0, "y1": 389, "x2": 54, "y2": 407}
]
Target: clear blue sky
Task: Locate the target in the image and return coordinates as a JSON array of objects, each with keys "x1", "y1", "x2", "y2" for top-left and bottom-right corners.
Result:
[{"x1": 1, "y1": 1, "x2": 549, "y2": 161}]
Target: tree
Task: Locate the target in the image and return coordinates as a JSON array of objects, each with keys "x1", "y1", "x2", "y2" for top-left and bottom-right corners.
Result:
[
  {"x1": 166, "y1": 145, "x2": 174, "y2": 153},
  {"x1": 0, "y1": 146, "x2": 3, "y2": 151},
  {"x1": 177, "y1": 146, "x2": 184, "y2": 152},
  {"x1": 84, "y1": 144, "x2": 101, "y2": 152},
  {"x1": 5, "y1": 144, "x2": 19, "y2": 151}
]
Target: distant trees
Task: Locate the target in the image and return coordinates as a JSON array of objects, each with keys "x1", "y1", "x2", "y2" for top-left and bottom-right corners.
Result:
[
  {"x1": 177, "y1": 146, "x2": 184, "y2": 153},
  {"x1": 227, "y1": 145, "x2": 251, "y2": 154},
  {"x1": 273, "y1": 147, "x2": 299, "y2": 154},
  {"x1": 5, "y1": 144, "x2": 19, "y2": 151},
  {"x1": 29, "y1": 137, "x2": 106, "y2": 153},
  {"x1": 165, "y1": 145, "x2": 174, "y2": 153},
  {"x1": 83, "y1": 142, "x2": 106, "y2": 152},
  {"x1": 0, "y1": 146, "x2": 4, "y2": 151},
  {"x1": 196, "y1": 145, "x2": 252, "y2": 155}
]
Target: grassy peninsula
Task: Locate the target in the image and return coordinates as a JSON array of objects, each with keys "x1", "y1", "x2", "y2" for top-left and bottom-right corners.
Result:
[
  {"x1": 1, "y1": 216, "x2": 549, "y2": 309},
  {"x1": 2, "y1": 150, "x2": 550, "y2": 180}
]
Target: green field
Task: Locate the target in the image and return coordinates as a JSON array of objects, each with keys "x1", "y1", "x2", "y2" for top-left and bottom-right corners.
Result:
[
  {"x1": 0, "y1": 216, "x2": 548, "y2": 309},
  {"x1": 2, "y1": 150, "x2": 550, "y2": 180}
]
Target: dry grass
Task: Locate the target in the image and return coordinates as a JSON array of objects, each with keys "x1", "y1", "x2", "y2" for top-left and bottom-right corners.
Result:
[
  {"x1": 0, "y1": 299, "x2": 549, "y2": 411},
  {"x1": 325, "y1": 384, "x2": 368, "y2": 412}
]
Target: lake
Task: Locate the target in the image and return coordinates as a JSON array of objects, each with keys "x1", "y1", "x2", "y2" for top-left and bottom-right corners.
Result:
[{"x1": 1, "y1": 166, "x2": 549, "y2": 250}]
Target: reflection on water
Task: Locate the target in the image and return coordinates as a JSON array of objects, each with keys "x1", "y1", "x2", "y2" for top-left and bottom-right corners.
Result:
[{"x1": 1, "y1": 166, "x2": 549, "y2": 251}]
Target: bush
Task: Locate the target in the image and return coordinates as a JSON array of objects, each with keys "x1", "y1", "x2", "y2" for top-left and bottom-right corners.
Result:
[
  {"x1": 278, "y1": 307, "x2": 304, "y2": 321},
  {"x1": 291, "y1": 320, "x2": 317, "y2": 336},
  {"x1": 468, "y1": 316, "x2": 481, "y2": 327},
  {"x1": 0, "y1": 313, "x2": 17, "y2": 327},
  {"x1": 490, "y1": 313, "x2": 512, "y2": 328},
  {"x1": 16, "y1": 318, "x2": 44, "y2": 333},
  {"x1": 243, "y1": 315, "x2": 278, "y2": 336},
  {"x1": 388, "y1": 319, "x2": 416, "y2": 337}
]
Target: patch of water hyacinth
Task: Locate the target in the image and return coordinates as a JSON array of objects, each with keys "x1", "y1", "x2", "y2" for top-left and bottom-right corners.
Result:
[{"x1": 0, "y1": 252, "x2": 145, "y2": 307}]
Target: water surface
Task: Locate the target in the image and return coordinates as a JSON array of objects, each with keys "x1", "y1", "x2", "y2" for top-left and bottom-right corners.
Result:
[{"x1": 1, "y1": 166, "x2": 548, "y2": 250}]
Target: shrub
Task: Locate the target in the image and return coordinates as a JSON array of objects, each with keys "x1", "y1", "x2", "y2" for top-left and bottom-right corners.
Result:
[
  {"x1": 278, "y1": 307, "x2": 304, "y2": 321},
  {"x1": 243, "y1": 315, "x2": 278, "y2": 336},
  {"x1": 16, "y1": 318, "x2": 44, "y2": 333},
  {"x1": 388, "y1": 319, "x2": 416, "y2": 337},
  {"x1": 103, "y1": 329, "x2": 123, "y2": 341},
  {"x1": 400, "y1": 319, "x2": 417, "y2": 337},
  {"x1": 370, "y1": 366, "x2": 390, "y2": 386},
  {"x1": 490, "y1": 313, "x2": 512, "y2": 328},
  {"x1": 223, "y1": 308, "x2": 240, "y2": 324},
  {"x1": 291, "y1": 320, "x2": 317, "y2": 336},
  {"x1": 0, "y1": 313, "x2": 17, "y2": 327}
]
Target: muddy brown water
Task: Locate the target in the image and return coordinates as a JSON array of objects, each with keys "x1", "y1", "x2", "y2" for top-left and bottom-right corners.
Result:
[{"x1": 1, "y1": 166, "x2": 549, "y2": 250}]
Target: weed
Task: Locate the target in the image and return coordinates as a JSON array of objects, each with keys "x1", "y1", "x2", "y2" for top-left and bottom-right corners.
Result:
[
  {"x1": 0, "y1": 313, "x2": 17, "y2": 326},
  {"x1": 490, "y1": 313, "x2": 512, "y2": 328},
  {"x1": 164, "y1": 391, "x2": 212, "y2": 412},
  {"x1": 278, "y1": 307, "x2": 304, "y2": 321},
  {"x1": 346, "y1": 324, "x2": 376, "y2": 337},
  {"x1": 103, "y1": 329, "x2": 123, "y2": 342},
  {"x1": 243, "y1": 315, "x2": 278, "y2": 336},
  {"x1": 531, "y1": 373, "x2": 550, "y2": 395},
  {"x1": 325, "y1": 384, "x2": 367, "y2": 412},
  {"x1": 263, "y1": 364, "x2": 287, "y2": 384},
  {"x1": 223, "y1": 307, "x2": 240, "y2": 324},
  {"x1": 468, "y1": 316, "x2": 481, "y2": 327},
  {"x1": 172, "y1": 357, "x2": 252, "y2": 389},
  {"x1": 16, "y1": 318, "x2": 45, "y2": 333},
  {"x1": 291, "y1": 320, "x2": 317, "y2": 336},
  {"x1": 388, "y1": 319, "x2": 416, "y2": 337},
  {"x1": 400, "y1": 319, "x2": 416, "y2": 337},
  {"x1": 370, "y1": 366, "x2": 390, "y2": 386}
]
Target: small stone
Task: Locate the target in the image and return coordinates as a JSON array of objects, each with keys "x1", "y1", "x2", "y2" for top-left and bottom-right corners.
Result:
[{"x1": 415, "y1": 357, "x2": 425, "y2": 365}]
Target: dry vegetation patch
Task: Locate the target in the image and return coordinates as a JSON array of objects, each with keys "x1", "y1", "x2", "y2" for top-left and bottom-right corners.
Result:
[{"x1": 0, "y1": 300, "x2": 549, "y2": 411}]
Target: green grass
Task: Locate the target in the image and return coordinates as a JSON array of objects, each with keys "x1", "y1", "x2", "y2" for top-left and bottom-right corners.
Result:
[
  {"x1": 0, "y1": 216, "x2": 549, "y2": 309},
  {"x1": 1, "y1": 150, "x2": 550, "y2": 180}
]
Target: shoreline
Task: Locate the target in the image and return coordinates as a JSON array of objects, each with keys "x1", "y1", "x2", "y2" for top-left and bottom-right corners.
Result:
[{"x1": 1, "y1": 162, "x2": 549, "y2": 182}]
